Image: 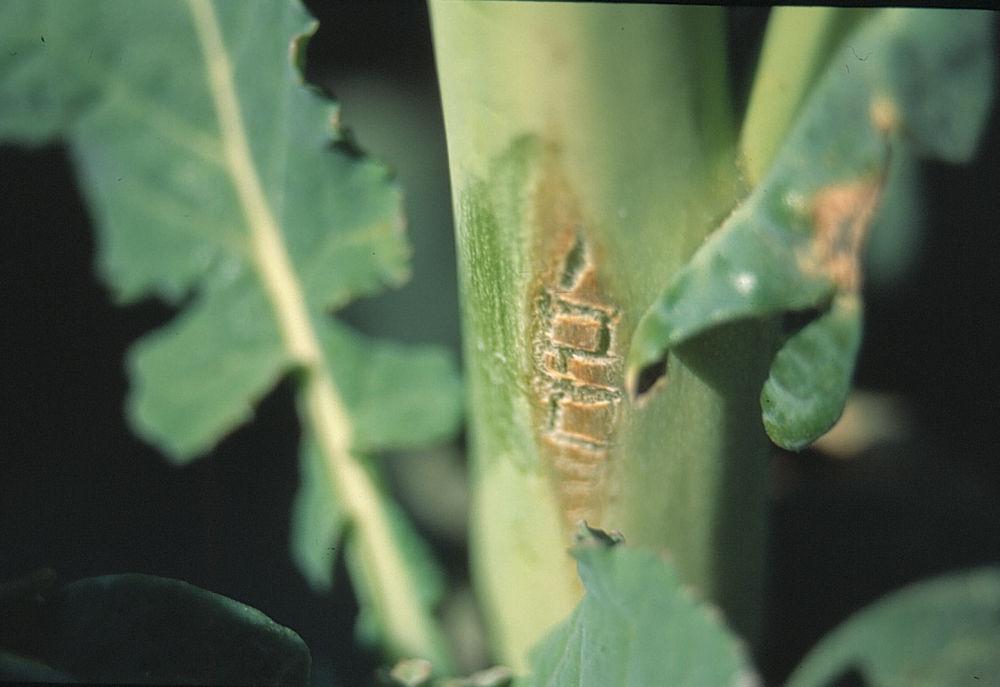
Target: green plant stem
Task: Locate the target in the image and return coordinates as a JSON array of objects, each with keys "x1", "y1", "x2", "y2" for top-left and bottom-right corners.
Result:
[
  {"x1": 188, "y1": 0, "x2": 450, "y2": 669},
  {"x1": 430, "y1": 1, "x2": 773, "y2": 670},
  {"x1": 740, "y1": 7, "x2": 872, "y2": 185}
]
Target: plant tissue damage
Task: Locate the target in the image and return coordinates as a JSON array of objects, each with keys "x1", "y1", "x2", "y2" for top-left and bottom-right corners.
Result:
[
  {"x1": 799, "y1": 97, "x2": 897, "y2": 295},
  {"x1": 529, "y1": 159, "x2": 623, "y2": 534},
  {"x1": 803, "y1": 175, "x2": 882, "y2": 293}
]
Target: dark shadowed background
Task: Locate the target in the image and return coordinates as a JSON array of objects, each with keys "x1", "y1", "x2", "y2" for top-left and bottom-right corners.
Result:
[{"x1": 2, "y1": 5, "x2": 999, "y2": 685}]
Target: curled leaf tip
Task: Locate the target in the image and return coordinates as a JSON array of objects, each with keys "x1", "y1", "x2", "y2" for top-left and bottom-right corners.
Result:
[
  {"x1": 627, "y1": 355, "x2": 669, "y2": 403},
  {"x1": 761, "y1": 294, "x2": 862, "y2": 451},
  {"x1": 625, "y1": 313, "x2": 672, "y2": 400}
]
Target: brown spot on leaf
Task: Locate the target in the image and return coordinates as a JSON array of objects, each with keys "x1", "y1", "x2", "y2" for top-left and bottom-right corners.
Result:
[
  {"x1": 807, "y1": 175, "x2": 884, "y2": 292},
  {"x1": 870, "y1": 95, "x2": 900, "y2": 135}
]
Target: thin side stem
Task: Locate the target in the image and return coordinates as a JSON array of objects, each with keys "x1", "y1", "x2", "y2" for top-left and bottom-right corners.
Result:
[{"x1": 740, "y1": 7, "x2": 872, "y2": 185}]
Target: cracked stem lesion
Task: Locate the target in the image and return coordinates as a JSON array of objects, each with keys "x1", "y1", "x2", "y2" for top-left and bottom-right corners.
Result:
[{"x1": 186, "y1": 0, "x2": 449, "y2": 667}]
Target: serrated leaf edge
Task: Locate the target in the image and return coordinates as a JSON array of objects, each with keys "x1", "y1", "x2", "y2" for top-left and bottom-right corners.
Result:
[{"x1": 185, "y1": 0, "x2": 448, "y2": 666}]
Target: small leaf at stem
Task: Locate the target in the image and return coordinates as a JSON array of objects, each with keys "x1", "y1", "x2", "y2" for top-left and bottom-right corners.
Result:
[
  {"x1": 523, "y1": 537, "x2": 758, "y2": 686},
  {"x1": 47, "y1": 574, "x2": 310, "y2": 686},
  {"x1": 761, "y1": 294, "x2": 862, "y2": 451}
]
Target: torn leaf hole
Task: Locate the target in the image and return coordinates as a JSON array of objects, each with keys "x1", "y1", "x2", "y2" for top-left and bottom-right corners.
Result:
[{"x1": 632, "y1": 355, "x2": 668, "y2": 400}]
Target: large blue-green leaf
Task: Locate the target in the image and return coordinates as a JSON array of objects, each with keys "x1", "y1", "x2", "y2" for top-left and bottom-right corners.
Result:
[
  {"x1": 627, "y1": 9, "x2": 994, "y2": 450},
  {"x1": 0, "y1": 0, "x2": 460, "y2": 667},
  {"x1": 787, "y1": 568, "x2": 1000, "y2": 687},
  {"x1": 522, "y1": 527, "x2": 757, "y2": 686}
]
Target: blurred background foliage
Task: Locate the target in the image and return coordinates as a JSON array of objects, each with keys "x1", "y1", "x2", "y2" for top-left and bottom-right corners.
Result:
[{"x1": 1, "y1": 5, "x2": 998, "y2": 685}]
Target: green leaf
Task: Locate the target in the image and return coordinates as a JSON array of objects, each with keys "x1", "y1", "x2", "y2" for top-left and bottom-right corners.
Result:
[
  {"x1": 321, "y1": 322, "x2": 464, "y2": 454},
  {"x1": 0, "y1": 4, "x2": 99, "y2": 141},
  {"x1": 761, "y1": 294, "x2": 862, "y2": 451},
  {"x1": 0, "y1": 0, "x2": 460, "y2": 667},
  {"x1": 523, "y1": 528, "x2": 757, "y2": 687},
  {"x1": 48, "y1": 574, "x2": 310, "y2": 686},
  {"x1": 290, "y1": 324, "x2": 461, "y2": 592},
  {"x1": 0, "y1": 652, "x2": 74, "y2": 683},
  {"x1": 289, "y1": 433, "x2": 345, "y2": 594},
  {"x1": 864, "y1": 143, "x2": 924, "y2": 288},
  {"x1": 346, "y1": 486, "x2": 448, "y2": 656},
  {"x1": 787, "y1": 568, "x2": 1000, "y2": 687},
  {"x1": 628, "y1": 9, "x2": 995, "y2": 449},
  {"x1": 127, "y1": 278, "x2": 289, "y2": 460}
]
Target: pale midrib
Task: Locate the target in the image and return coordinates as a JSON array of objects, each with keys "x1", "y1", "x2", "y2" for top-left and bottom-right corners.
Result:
[{"x1": 186, "y1": 0, "x2": 438, "y2": 661}]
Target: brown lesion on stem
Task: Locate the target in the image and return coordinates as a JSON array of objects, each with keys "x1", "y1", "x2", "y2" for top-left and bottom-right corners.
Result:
[{"x1": 527, "y1": 147, "x2": 624, "y2": 536}]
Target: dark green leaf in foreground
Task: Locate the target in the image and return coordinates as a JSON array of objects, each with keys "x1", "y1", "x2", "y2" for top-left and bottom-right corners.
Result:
[
  {"x1": 523, "y1": 528, "x2": 757, "y2": 687},
  {"x1": 49, "y1": 574, "x2": 309, "y2": 686},
  {"x1": 0, "y1": 0, "x2": 460, "y2": 667},
  {"x1": 0, "y1": 652, "x2": 73, "y2": 683},
  {"x1": 787, "y1": 568, "x2": 1000, "y2": 687},
  {"x1": 627, "y1": 9, "x2": 995, "y2": 450}
]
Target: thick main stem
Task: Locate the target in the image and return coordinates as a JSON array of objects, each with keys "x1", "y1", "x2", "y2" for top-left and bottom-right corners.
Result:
[{"x1": 431, "y1": 1, "x2": 773, "y2": 671}]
